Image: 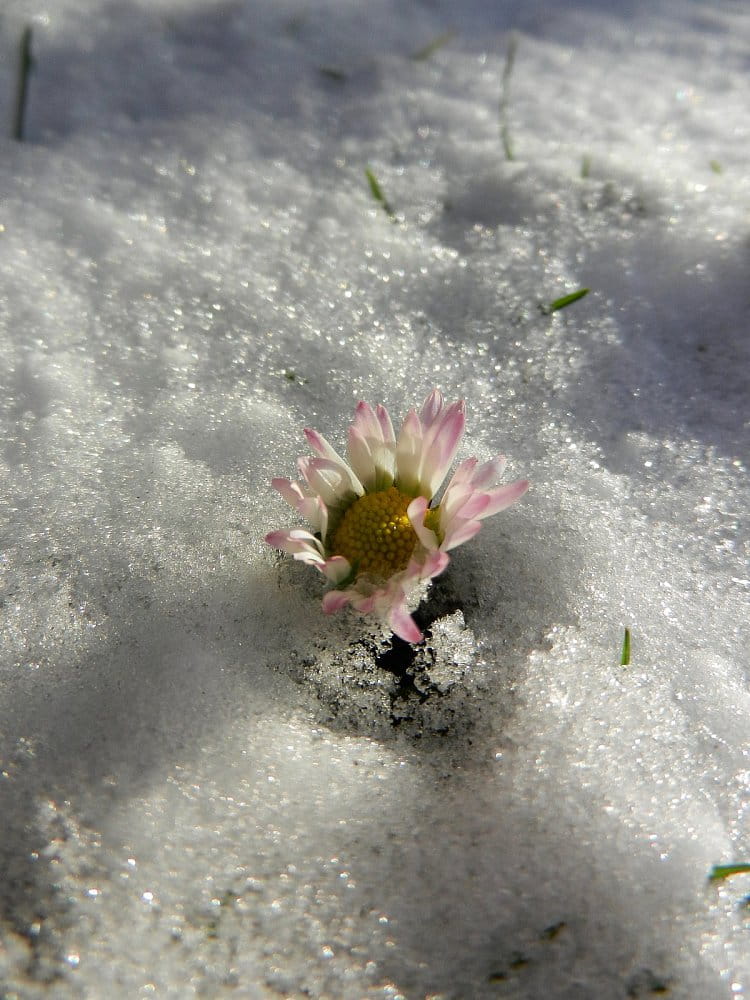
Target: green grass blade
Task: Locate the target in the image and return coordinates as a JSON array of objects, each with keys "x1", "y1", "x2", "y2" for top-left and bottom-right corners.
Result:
[
  {"x1": 620, "y1": 627, "x2": 631, "y2": 666},
  {"x1": 543, "y1": 288, "x2": 590, "y2": 314},
  {"x1": 709, "y1": 863, "x2": 750, "y2": 882},
  {"x1": 319, "y1": 66, "x2": 347, "y2": 82},
  {"x1": 12, "y1": 26, "x2": 33, "y2": 141},
  {"x1": 411, "y1": 30, "x2": 456, "y2": 61},
  {"x1": 365, "y1": 167, "x2": 395, "y2": 218},
  {"x1": 499, "y1": 33, "x2": 518, "y2": 161}
]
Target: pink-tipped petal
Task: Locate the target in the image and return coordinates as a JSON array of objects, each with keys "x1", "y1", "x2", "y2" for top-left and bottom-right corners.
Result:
[
  {"x1": 440, "y1": 456, "x2": 518, "y2": 522},
  {"x1": 390, "y1": 603, "x2": 423, "y2": 644},
  {"x1": 419, "y1": 549, "x2": 450, "y2": 580},
  {"x1": 348, "y1": 403, "x2": 396, "y2": 490},
  {"x1": 419, "y1": 389, "x2": 444, "y2": 429},
  {"x1": 304, "y1": 427, "x2": 344, "y2": 464},
  {"x1": 322, "y1": 590, "x2": 352, "y2": 614},
  {"x1": 351, "y1": 401, "x2": 381, "y2": 440},
  {"x1": 453, "y1": 491, "x2": 492, "y2": 521},
  {"x1": 265, "y1": 527, "x2": 316, "y2": 551},
  {"x1": 265, "y1": 528, "x2": 326, "y2": 565},
  {"x1": 375, "y1": 404, "x2": 395, "y2": 445},
  {"x1": 273, "y1": 478, "x2": 328, "y2": 535},
  {"x1": 471, "y1": 455, "x2": 508, "y2": 489},
  {"x1": 264, "y1": 529, "x2": 290, "y2": 549},
  {"x1": 420, "y1": 399, "x2": 461, "y2": 454},
  {"x1": 441, "y1": 457, "x2": 477, "y2": 498},
  {"x1": 420, "y1": 401, "x2": 466, "y2": 497},
  {"x1": 480, "y1": 479, "x2": 530, "y2": 518},
  {"x1": 271, "y1": 480, "x2": 325, "y2": 533},
  {"x1": 441, "y1": 518, "x2": 483, "y2": 552},
  {"x1": 271, "y1": 477, "x2": 305, "y2": 510},
  {"x1": 440, "y1": 492, "x2": 467, "y2": 526}
]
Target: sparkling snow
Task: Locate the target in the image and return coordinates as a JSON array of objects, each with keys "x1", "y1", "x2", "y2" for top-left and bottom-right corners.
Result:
[{"x1": 1, "y1": 0, "x2": 749, "y2": 997}]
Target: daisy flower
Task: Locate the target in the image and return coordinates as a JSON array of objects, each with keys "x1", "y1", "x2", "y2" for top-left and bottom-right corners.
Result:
[{"x1": 265, "y1": 389, "x2": 529, "y2": 643}]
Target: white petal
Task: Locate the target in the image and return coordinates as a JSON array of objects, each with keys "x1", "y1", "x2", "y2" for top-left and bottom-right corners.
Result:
[
  {"x1": 407, "y1": 496, "x2": 439, "y2": 550},
  {"x1": 395, "y1": 409, "x2": 423, "y2": 495},
  {"x1": 375, "y1": 404, "x2": 395, "y2": 446},
  {"x1": 265, "y1": 528, "x2": 325, "y2": 564},
  {"x1": 347, "y1": 425, "x2": 376, "y2": 490},
  {"x1": 322, "y1": 555, "x2": 353, "y2": 584},
  {"x1": 300, "y1": 457, "x2": 361, "y2": 508}
]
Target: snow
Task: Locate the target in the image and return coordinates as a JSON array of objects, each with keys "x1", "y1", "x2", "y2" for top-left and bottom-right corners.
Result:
[{"x1": 1, "y1": 0, "x2": 748, "y2": 996}]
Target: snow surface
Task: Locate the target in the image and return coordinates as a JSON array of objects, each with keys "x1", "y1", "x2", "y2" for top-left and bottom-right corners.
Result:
[{"x1": 1, "y1": 0, "x2": 749, "y2": 996}]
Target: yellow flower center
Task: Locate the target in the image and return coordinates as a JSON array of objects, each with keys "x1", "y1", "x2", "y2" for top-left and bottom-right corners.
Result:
[{"x1": 330, "y1": 486, "x2": 417, "y2": 579}]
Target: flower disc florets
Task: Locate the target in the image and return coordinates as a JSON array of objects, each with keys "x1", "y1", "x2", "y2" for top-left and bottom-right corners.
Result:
[
  {"x1": 331, "y1": 486, "x2": 417, "y2": 579},
  {"x1": 265, "y1": 389, "x2": 529, "y2": 644}
]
